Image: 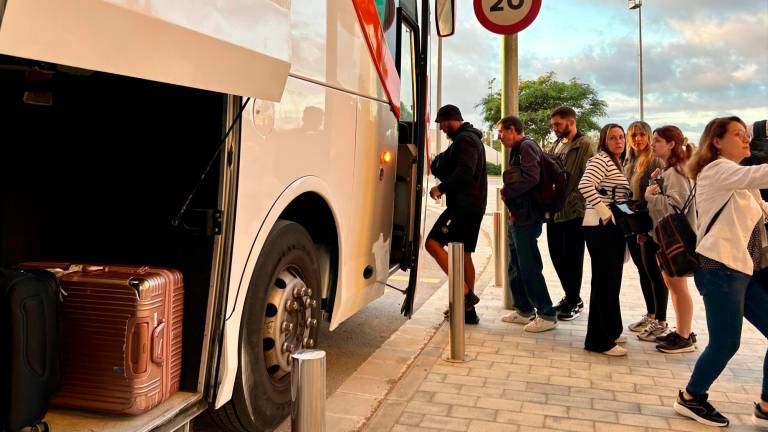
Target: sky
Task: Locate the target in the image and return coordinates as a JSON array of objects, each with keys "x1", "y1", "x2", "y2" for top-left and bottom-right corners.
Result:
[{"x1": 432, "y1": 0, "x2": 768, "y2": 144}]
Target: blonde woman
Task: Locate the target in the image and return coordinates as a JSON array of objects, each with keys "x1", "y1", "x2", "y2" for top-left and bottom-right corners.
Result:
[
  {"x1": 624, "y1": 121, "x2": 669, "y2": 341},
  {"x1": 673, "y1": 116, "x2": 768, "y2": 428},
  {"x1": 644, "y1": 126, "x2": 696, "y2": 353}
]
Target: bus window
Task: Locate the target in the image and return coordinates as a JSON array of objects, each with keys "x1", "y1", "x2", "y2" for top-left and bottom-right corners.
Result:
[
  {"x1": 399, "y1": 24, "x2": 416, "y2": 122},
  {"x1": 375, "y1": 0, "x2": 397, "y2": 61}
]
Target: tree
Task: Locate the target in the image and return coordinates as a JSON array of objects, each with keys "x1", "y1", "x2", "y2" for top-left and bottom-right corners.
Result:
[{"x1": 475, "y1": 72, "x2": 608, "y2": 150}]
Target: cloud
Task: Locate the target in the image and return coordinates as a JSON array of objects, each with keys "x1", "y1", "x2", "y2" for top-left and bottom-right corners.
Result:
[{"x1": 436, "y1": 1, "x2": 767, "y2": 143}]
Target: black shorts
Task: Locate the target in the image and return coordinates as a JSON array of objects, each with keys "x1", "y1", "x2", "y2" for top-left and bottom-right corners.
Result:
[{"x1": 427, "y1": 208, "x2": 484, "y2": 253}]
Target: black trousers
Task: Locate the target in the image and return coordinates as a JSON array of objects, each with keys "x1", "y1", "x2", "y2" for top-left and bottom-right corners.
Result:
[
  {"x1": 627, "y1": 234, "x2": 668, "y2": 321},
  {"x1": 547, "y1": 217, "x2": 586, "y2": 306},
  {"x1": 584, "y1": 222, "x2": 626, "y2": 353}
]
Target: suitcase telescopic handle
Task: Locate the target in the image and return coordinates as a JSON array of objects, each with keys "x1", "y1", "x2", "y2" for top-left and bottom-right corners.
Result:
[{"x1": 152, "y1": 320, "x2": 166, "y2": 366}]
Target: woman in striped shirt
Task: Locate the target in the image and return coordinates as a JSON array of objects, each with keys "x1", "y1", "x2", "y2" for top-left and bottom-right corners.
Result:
[{"x1": 578, "y1": 123, "x2": 631, "y2": 356}]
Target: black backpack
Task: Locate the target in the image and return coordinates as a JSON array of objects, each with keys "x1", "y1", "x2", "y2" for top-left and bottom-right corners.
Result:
[
  {"x1": 533, "y1": 152, "x2": 570, "y2": 215},
  {"x1": 654, "y1": 185, "x2": 699, "y2": 277}
]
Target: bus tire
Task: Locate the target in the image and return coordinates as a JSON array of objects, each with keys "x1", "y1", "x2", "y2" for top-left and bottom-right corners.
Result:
[{"x1": 210, "y1": 220, "x2": 321, "y2": 431}]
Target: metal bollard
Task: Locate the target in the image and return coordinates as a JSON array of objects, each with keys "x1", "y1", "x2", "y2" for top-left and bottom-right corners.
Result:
[
  {"x1": 497, "y1": 188, "x2": 513, "y2": 309},
  {"x1": 492, "y1": 211, "x2": 504, "y2": 287},
  {"x1": 443, "y1": 242, "x2": 470, "y2": 362},
  {"x1": 291, "y1": 349, "x2": 326, "y2": 432}
]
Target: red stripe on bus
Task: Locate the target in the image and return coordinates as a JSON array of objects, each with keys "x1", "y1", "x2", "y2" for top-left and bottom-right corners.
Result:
[{"x1": 351, "y1": 0, "x2": 401, "y2": 118}]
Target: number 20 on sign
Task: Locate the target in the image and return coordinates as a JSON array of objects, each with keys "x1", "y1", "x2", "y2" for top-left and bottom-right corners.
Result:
[{"x1": 473, "y1": 0, "x2": 543, "y2": 35}]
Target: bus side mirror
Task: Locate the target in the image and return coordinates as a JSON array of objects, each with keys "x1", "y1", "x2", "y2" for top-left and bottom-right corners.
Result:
[{"x1": 435, "y1": 0, "x2": 455, "y2": 37}]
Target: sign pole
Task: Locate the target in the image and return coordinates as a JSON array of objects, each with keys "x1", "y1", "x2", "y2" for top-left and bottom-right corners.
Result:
[{"x1": 499, "y1": 34, "x2": 518, "y2": 310}]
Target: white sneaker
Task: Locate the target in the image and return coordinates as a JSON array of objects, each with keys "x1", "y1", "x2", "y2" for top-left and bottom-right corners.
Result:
[
  {"x1": 615, "y1": 335, "x2": 627, "y2": 344},
  {"x1": 524, "y1": 316, "x2": 558, "y2": 333},
  {"x1": 501, "y1": 311, "x2": 535, "y2": 325},
  {"x1": 638, "y1": 320, "x2": 669, "y2": 342},
  {"x1": 602, "y1": 345, "x2": 627, "y2": 356},
  {"x1": 628, "y1": 314, "x2": 654, "y2": 332}
]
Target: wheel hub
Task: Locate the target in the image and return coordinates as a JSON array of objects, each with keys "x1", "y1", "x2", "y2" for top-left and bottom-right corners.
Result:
[{"x1": 262, "y1": 268, "x2": 318, "y2": 381}]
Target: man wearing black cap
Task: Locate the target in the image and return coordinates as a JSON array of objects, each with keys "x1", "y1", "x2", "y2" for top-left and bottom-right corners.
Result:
[{"x1": 427, "y1": 104, "x2": 487, "y2": 324}]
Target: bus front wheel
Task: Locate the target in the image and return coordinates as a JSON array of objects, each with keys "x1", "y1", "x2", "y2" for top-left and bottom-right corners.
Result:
[{"x1": 212, "y1": 220, "x2": 321, "y2": 431}]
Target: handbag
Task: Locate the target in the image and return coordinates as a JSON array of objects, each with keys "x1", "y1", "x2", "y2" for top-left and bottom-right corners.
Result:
[
  {"x1": 749, "y1": 192, "x2": 768, "y2": 269},
  {"x1": 603, "y1": 185, "x2": 653, "y2": 237}
]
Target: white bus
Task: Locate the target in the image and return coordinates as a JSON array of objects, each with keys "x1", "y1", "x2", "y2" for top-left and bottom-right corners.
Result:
[{"x1": 0, "y1": 0, "x2": 454, "y2": 430}]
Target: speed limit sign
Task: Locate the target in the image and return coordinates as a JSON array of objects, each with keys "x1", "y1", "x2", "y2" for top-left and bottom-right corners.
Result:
[{"x1": 474, "y1": 0, "x2": 543, "y2": 35}]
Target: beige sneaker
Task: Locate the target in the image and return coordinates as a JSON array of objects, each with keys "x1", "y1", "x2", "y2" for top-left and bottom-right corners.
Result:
[
  {"x1": 602, "y1": 345, "x2": 627, "y2": 356},
  {"x1": 628, "y1": 314, "x2": 654, "y2": 332},
  {"x1": 638, "y1": 320, "x2": 669, "y2": 342},
  {"x1": 523, "y1": 316, "x2": 558, "y2": 333},
  {"x1": 501, "y1": 311, "x2": 535, "y2": 325}
]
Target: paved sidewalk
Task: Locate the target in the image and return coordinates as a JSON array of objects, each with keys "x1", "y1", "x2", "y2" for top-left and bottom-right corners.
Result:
[{"x1": 357, "y1": 226, "x2": 767, "y2": 431}]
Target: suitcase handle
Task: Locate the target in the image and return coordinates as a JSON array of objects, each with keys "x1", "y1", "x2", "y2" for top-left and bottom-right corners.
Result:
[{"x1": 152, "y1": 320, "x2": 166, "y2": 366}]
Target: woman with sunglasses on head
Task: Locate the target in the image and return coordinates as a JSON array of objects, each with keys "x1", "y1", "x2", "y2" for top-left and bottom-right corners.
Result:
[
  {"x1": 673, "y1": 116, "x2": 768, "y2": 428},
  {"x1": 578, "y1": 124, "x2": 630, "y2": 356},
  {"x1": 644, "y1": 125, "x2": 696, "y2": 354},
  {"x1": 623, "y1": 121, "x2": 670, "y2": 341}
]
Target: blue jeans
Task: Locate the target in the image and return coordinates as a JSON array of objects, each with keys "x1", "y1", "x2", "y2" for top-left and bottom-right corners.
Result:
[
  {"x1": 507, "y1": 220, "x2": 556, "y2": 320},
  {"x1": 687, "y1": 267, "x2": 768, "y2": 402}
]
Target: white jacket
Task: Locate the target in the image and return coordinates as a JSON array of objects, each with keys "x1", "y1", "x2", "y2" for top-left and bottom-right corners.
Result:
[{"x1": 695, "y1": 158, "x2": 768, "y2": 275}]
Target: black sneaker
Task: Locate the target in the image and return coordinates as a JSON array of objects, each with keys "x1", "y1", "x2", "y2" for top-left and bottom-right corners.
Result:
[
  {"x1": 657, "y1": 331, "x2": 697, "y2": 344},
  {"x1": 465, "y1": 307, "x2": 480, "y2": 325},
  {"x1": 656, "y1": 332, "x2": 696, "y2": 354},
  {"x1": 655, "y1": 330, "x2": 675, "y2": 343},
  {"x1": 553, "y1": 297, "x2": 568, "y2": 312},
  {"x1": 557, "y1": 306, "x2": 581, "y2": 321},
  {"x1": 753, "y1": 402, "x2": 768, "y2": 427},
  {"x1": 554, "y1": 297, "x2": 583, "y2": 312},
  {"x1": 465, "y1": 291, "x2": 480, "y2": 307},
  {"x1": 673, "y1": 390, "x2": 729, "y2": 427}
]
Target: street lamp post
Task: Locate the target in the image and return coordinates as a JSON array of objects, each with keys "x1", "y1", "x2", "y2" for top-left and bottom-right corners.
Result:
[{"x1": 628, "y1": 0, "x2": 644, "y2": 121}]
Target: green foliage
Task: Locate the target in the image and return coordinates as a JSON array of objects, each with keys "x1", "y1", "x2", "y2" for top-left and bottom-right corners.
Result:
[
  {"x1": 475, "y1": 72, "x2": 608, "y2": 147},
  {"x1": 486, "y1": 161, "x2": 501, "y2": 176}
]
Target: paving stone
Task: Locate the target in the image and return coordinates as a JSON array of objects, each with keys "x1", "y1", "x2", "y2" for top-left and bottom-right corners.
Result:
[
  {"x1": 594, "y1": 422, "x2": 646, "y2": 432},
  {"x1": 547, "y1": 394, "x2": 593, "y2": 409},
  {"x1": 449, "y1": 405, "x2": 497, "y2": 421},
  {"x1": 432, "y1": 392, "x2": 478, "y2": 407},
  {"x1": 549, "y1": 375, "x2": 592, "y2": 388},
  {"x1": 444, "y1": 374, "x2": 487, "y2": 386},
  {"x1": 524, "y1": 382, "x2": 570, "y2": 395},
  {"x1": 567, "y1": 407, "x2": 619, "y2": 423},
  {"x1": 543, "y1": 416, "x2": 595, "y2": 432},
  {"x1": 520, "y1": 401, "x2": 568, "y2": 417},
  {"x1": 476, "y1": 397, "x2": 523, "y2": 411},
  {"x1": 419, "y1": 414, "x2": 471, "y2": 431},
  {"x1": 366, "y1": 400, "x2": 408, "y2": 431},
  {"x1": 618, "y1": 412, "x2": 670, "y2": 429},
  {"x1": 467, "y1": 420, "x2": 519, "y2": 432},
  {"x1": 496, "y1": 410, "x2": 546, "y2": 428},
  {"x1": 614, "y1": 391, "x2": 662, "y2": 405}
]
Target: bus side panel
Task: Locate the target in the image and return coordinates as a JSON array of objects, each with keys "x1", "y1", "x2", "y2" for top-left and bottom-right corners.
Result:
[
  {"x1": 215, "y1": 0, "x2": 398, "y2": 407},
  {"x1": 330, "y1": 98, "x2": 397, "y2": 327},
  {"x1": 0, "y1": 0, "x2": 290, "y2": 102}
]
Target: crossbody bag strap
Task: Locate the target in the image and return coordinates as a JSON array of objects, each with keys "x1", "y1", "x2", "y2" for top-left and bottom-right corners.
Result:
[{"x1": 704, "y1": 194, "x2": 732, "y2": 236}]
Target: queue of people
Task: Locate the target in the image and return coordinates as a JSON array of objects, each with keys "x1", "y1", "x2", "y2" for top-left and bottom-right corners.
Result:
[{"x1": 427, "y1": 105, "x2": 768, "y2": 428}]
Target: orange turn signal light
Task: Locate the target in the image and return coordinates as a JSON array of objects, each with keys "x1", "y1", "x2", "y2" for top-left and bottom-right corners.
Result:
[{"x1": 380, "y1": 151, "x2": 393, "y2": 164}]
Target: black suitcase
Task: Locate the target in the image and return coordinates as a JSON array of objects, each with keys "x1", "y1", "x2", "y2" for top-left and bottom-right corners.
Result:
[{"x1": 0, "y1": 268, "x2": 60, "y2": 432}]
